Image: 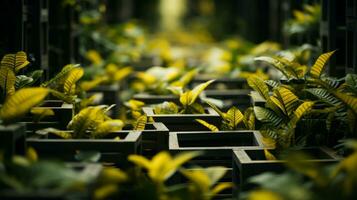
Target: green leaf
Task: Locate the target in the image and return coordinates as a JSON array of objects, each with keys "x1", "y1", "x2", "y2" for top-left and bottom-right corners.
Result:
[
  {"x1": 0, "y1": 87, "x2": 49, "y2": 123},
  {"x1": 42, "y1": 64, "x2": 79, "y2": 88},
  {"x1": 243, "y1": 107, "x2": 255, "y2": 130},
  {"x1": 310, "y1": 50, "x2": 336, "y2": 78},
  {"x1": 254, "y1": 106, "x2": 283, "y2": 127},
  {"x1": 67, "y1": 106, "x2": 107, "y2": 138},
  {"x1": 247, "y1": 76, "x2": 270, "y2": 100},
  {"x1": 0, "y1": 51, "x2": 30, "y2": 72},
  {"x1": 75, "y1": 151, "x2": 101, "y2": 162},
  {"x1": 333, "y1": 91, "x2": 357, "y2": 114},
  {"x1": 225, "y1": 106, "x2": 244, "y2": 129},
  {"x1": 195, "y1": 119, "x2": 219, "y2": 132},
  {"x1": 305, "y1": 88, "x2": 342, "y2": 106},
  {"x1": 15, "y1": 75, "x2": 33, "y2": 89},
  {"x1": 0, "y1": 66, "x2": 16, "y2": 96}
]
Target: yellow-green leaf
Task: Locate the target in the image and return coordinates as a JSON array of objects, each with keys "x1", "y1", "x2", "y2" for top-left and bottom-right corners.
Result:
[
  {"x1": 112, "y1": 66, "x2": 132, "y2": 82},
  {"x1": 128, "y1": 154, "x2": 151, "y2": 169},
  {"x1": 0, "y1": 87, "x2": 49, "y2": 123},
  {"x1": 0, "y1": 66, "x2": 16, "y2": 96},
  {"x1": 264, "y1": 149, "x2": 277, "y2": 160},
  {"x1": 310, "y1": 50, "x2": 336, "y2": 78},
  {"x1": 333, "y1": 91, "x2": 357, "y2": 114},
  {"x1": 226, "y1": 106, "x2": 244, "y2": 129},
  {"x1": 247, "y1": 76, "x2": 270, "y2": 100},
  {"x1": 289, "y1": 101, "x2": 314, "y2": 128},
  {"x1": 64, "y1": 67, "x2": 84, "y2": 95},
  {"x1": 0, "y1": 51, "x2": 30, "y2": 72},
  {"x1": 133, "y1": 115, "x2": 147, "y2": 131},
  {"x1": 195, "y1": 119, "x2": 219, "y2": 132},
  {"x1": 30, "y1": 108, "x2": 55, "y2": 122},
  {"x1": 93, "y1": 120, "x2": 124, "y2": 137}
]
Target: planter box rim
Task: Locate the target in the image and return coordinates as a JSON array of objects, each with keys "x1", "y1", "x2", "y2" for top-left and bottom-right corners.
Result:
[
  {"x1": 233, "y1": 146, "x2": 341, "y2": 164},
  {"x1": 169, "y1": 130, "x2": 265, "y2": 150},
  {"x1": 143, "y1": 107, "x2": 219, "y2": 117}
]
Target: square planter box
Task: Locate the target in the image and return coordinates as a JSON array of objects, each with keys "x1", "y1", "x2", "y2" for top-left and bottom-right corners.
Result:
[
  {"x1": 203, "y1": 89, "x2": 252, "y2": 111},
  {"x1": 87, "y1": 83, "x2": 121, "y2": 117},
  {"x1": 0, "y1": 123, "x2": 26, "y2": 159},
  {"x1": 27, "y1": 131, "x2": 142, "y2": 167},
  {"x1": 169, "y1": 130, "x2": 265, "y2": 198},
  {"x1": 23, "y1": 100, "x2": 73, "y2": 127},
  {"x1": 118, "y1": 122, "x2": 169, "y2": 157},
  {"x1": 143, "y1": 107, "x2": 221, "y2": 131},
  {"x1": 0, "y1": 163, "x2": 102, "y2": 199},
  {"x1": 191, "y1": 75, "x2": 248, "y2": 90},
  {"x1": 133, "y1": 93, "x2": 179, "y2": 105},
  {"x1": 232, "y1": 147, "x2": 341, "y2": 197}
]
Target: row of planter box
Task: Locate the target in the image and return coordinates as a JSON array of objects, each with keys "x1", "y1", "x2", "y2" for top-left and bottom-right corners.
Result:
[{"x1": 1, "y1": 119, "x2": 341, "y2": 199}]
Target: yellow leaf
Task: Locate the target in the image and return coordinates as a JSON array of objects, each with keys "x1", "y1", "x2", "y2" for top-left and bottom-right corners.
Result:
[
  {"x1": 30, "y1": 108, "x2": 55, "y2": 122},
  {"x1": 195, "y1": 119, "x2": 219, "y2": 132},
  {"x1": 124, "y1": 99, "x2": 145, "y2": 111},
  {"x1": 0, "y1": 66, "x2": 16, "y2": 96},
  {"x1": 64, "y1": 67, "x2": 84, "y2": 95},
  {"x1": 94, "y1": 184, "x2": 118, "y2": 200},
  {"x1": 248, "y1": 190, "x2": 283, "y2": 200},
  {"x1": 128, "y1": 154, "x2": 151, "y2": 169},
  {"x1": 211, "y1": 182, "x2": 233, "y2": 197},
  {"x1": 0, "y1": 87, "x2": 49, "y2": 123},
  {"x1": 86, "y1": 50, "x2": 103, "y2": 65},
  {"x1": 264, "y1": 149, "x2": 277, "y2": 160},
  {"x1": 133, "y1": 115, "x2": 147, "y2": 131},
  {"x1": 93, "y1": 120, "x2": 124, "y2": 137},
  {"x1": 26, "y1": 147, "x2": 38, "y2": 162},
  {"x1": 100, "y1": 167, "x2": 128, "y2": 183},
  {"x1": 112, "y1": 66, "x2": 132, "y2": 82},
  {"x1": 247, "y1": 76, "x2": 270, "y2": 100},
  {"x1": 289, "y1": 101, "x2": 314, "y2": 128},
  {"x1": 310, "y1": 50, "x2": 336, "y2": 78},
  {"x1": 80, "y1": 76, "x2": 107, "y2": 92},
  {"x1": 136, "y1": 72, "x2": 157, "y2": 84},
  {"x1": 0, "y1": 51, "x2": 30, "y2": 72}
]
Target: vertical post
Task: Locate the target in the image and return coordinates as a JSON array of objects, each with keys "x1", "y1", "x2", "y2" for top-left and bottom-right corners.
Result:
[
  {"x1": 24, "y1": 0, "x2": 49, "y2": 79},
  {"x1": 320, "y1": 0, "x2": 346, "y2": 77},
  {"x1": 346, "y1": 0, "x2": 357, "y2": 74},
  {"x1": 0, "y1": 0, "x2": 25, "y2": 57}
]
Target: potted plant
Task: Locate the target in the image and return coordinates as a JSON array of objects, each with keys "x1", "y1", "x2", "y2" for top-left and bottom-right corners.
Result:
[
  {"x1": 0, "y1": 87, "x2": 49, "y2": 159},
  {"x1": 142, "y1": 80, "x2": 221, "y2": 131},
  {"x1": 232, "y1": 146, "x2": 340, "y2": 196},
  {"x1": 27, "y1": 105, "x2": 142, "y2": 167},
  {"x1": 131, "y1": 67, "x2": 197, "y2": 105},
  {"x1": 0, "y1": 148, "x2": 102, "y2": 199}
]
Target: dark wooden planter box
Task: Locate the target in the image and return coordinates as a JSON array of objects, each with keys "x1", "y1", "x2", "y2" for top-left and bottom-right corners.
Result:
[
  {"x1": 119, "y1": 122, "x2": 169, "y2": 157},
  {"x1": 27, "y1": 131, "x2": 142, "y2": 167},
  {"x1": 23, "y1": 100, "x2": 73, "y2": 127},
  {"x1": 87, "y1": 84, "x2": 120, "y2": 117},
  {"x1": 191, "y1": 75, "x2": 248, "y2": 90},
  {"x1": 142, "y1": 107, "x2": 221, "y2": 131},
  {"x1": 169, "y1": 130, "x2": 265, "y2": 199},
  {"x1": 133, "y1": 93, "x2": 179, "y2": 105},
  {"x1": 203, "y1": 89, "x2": 251, "y2": 111},
  {"x1": 232, "y1": 147, "x2": 340, "y2": 197},
  {"x1": 0, "y1": 123, "x2": 26, "y2": 159},
  {"x1": 0, "y1": 163, "x2": 102, "y2": 200}
]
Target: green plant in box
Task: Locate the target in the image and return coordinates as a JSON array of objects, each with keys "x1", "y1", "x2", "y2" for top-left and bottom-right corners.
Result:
[{"x1": 153, "y1": 80, "x2": 214, "y2": 114}]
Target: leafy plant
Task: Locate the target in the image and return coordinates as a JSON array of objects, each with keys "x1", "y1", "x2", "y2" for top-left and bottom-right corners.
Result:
[
  {"x1": 0, "y1": 87, "x2": 49, "y2": 124},
  {"x1": 0, "y1": 148, "x2": 97, "y2": 193},
  {"x1": 195, "y1": 101, "x2": 248, "y2": 131},
  {"x1": 240, "y1": 140, "x2": 357, "y2": 200},
  {"x1": 37, "y1": 105, "x2": 124, "y2": 139},
  {"x1": 153, "y1": 80, "x2": 214, "y2": 114},
  {"x1": 0, "y1": 52, "x2": 43, "y2": 102}
]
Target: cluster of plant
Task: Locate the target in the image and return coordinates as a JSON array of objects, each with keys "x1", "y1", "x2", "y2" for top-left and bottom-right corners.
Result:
[
  {"x1": 247, "y1": 50, "x2": 357, "y2": 150},
  {"x1": 284, "y1": 4, "x2": 321, "y2": 38},
  {"x1": 240, "y1": 140, "x2": 357, "y2": 200}
]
